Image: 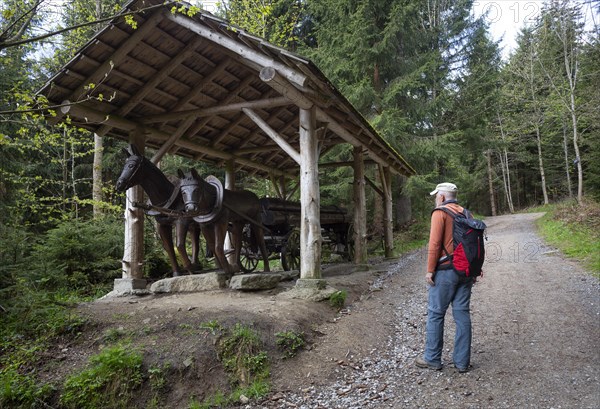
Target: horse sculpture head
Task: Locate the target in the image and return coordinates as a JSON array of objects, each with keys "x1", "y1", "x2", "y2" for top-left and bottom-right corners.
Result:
[
  {"x1": 179, "y1": 168, "x2": 206, "y2": 213},
  {"x1": 178, "y1": 168, "x2": 222, "y2": 219},
  {"x1": 116, "y1": 144, "x2": 146, "y2": 192}
]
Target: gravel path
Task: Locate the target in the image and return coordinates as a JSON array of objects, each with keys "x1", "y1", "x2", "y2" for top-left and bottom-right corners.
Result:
[{"x1": 258, "y1": 213, "x2": 600, "y2": 408}]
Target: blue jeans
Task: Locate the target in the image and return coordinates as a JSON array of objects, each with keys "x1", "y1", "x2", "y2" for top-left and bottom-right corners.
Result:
[{"x1": 424, "y1": 268, "x2": 473, "y2": 369}]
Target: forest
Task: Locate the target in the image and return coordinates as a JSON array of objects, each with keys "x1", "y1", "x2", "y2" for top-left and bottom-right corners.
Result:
[{"x1": 0, "y1": 0, "x2": 598, "y2": 405}]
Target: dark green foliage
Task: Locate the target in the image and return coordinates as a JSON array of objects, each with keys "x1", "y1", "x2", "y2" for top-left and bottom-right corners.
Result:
[
  {"x1": 31, "y1": 215, "x2": 123, "y2": 289},
  {"x1": 328, "y1": 289, "x2": 347, "y2": 310},
  {"x1": 0, "y1": 215, "x2": 122, "y2": 339},
  {"x1": 275, "y1": 330, "x2": 306, "y2": 358},
  {"x1": 60, "y1": 345, "x2": 143, "y2": 409},
  {"x1": 0, "y1": 365, "x2": 56, "y2": 409},
  {"x1": 216, "y1": 323, "x2": 270, "y2": 387}
]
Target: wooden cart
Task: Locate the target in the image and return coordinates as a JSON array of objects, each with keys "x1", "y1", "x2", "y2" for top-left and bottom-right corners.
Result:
[{"x1": 239, "y1": 197, "x2": 353, "y2": 273}]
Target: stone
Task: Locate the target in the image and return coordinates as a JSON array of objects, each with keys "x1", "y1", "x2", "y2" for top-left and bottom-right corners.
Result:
[
  {"x1": 277, "y1": 283, "x2": 339, "y2": 302},
  {"x1": 150, "y1": 273, "x2": 228, "y2": 293},
  {"x1": 107, "y1": 278, "x2": 149, "y2": 296},
  {"x1": 114, "y1": 278, "x2": 147, "y2": 290},
  {"x1": 295, "y1": 278, "x2": 327, "y2": 290},
  {"x1": 229, "y1": 273, "x2": 282, "y2": 291}
]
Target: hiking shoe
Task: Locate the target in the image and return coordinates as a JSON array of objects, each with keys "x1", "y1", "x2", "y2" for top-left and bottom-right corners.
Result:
[
  {"x1": 454, "y1": 364, "x2": 469, "y2": 373},
  {"x1": 415, "y1": 356, "x2": 442, "y2": 371}
]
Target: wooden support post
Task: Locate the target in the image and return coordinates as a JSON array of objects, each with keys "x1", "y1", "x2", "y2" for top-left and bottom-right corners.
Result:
[
  {"x1": 115, "y1": 130, "x2": 146, "y2": 294},
  {"x1": 224, "y1": 160, "x2": 236, "y2": 265},
  {"x1": 298, "y1": 105, "x2": 322, "y2": 281},
  {"x1": 278, "y1": 175, "x2": 287, "y2": 199},
  {"x1": 380, "y1": 165, "x2": 394, "y2": 258},
  {"x1": 353, "y1": 147, "x2": 367, "y2": 264}
]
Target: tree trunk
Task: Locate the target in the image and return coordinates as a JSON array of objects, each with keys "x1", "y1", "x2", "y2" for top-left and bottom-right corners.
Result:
[
  {"x1": 562, "y1": 119, "x2": 573, "y2": 198},
  {"x1": 353, "y1": 147, "x2": 367, "y2": 264},
  {"x1": 92, "y1": 0, "x2": 104, "y2": 217},
  {"x1": 560, "y1": 8, "x2": 583, "y2": 204},
  {"x1": 504, "y1": 149, "x2": 515, "y2": 213},
  {"x1": 299, "y1": 106, "x2": 322, "y2": 279},
  {"x1": 122, "y1": 132, "x2": 145, "y2": 280},
  {"x1": 497, "y1": 113, "x2": 514, "y2": 213},
  {"x1": 92, "y1": 133, "x2": 104, "y2": 217},
  {"x1": 372, "y1": 168, "x2": 384, "y2": 236},
  {"x1": 486, "y1": 150, "x2": 497, "y2": 216},
  {"x1": 394, "y1": 175, "x2": 411, "y2": 227},
  {"x1": 380, "y1": 165, "x2": 393, "y2": 258},
  {"x1": 534, "y1": 123, "x2": 549, "y2": 205}
]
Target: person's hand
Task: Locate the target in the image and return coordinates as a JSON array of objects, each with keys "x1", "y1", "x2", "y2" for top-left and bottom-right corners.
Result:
[{"x1": 426, "y1": 272, "x2": 435, "y2": 285}]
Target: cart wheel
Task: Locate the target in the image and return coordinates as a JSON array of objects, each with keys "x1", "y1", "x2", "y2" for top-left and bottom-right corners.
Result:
[
  {"x1": 239, "y1": 238, "x2": 259, "y2": 273},
  {"x1": 281, "y1": 228, "x2": 300, "y2": 271}
]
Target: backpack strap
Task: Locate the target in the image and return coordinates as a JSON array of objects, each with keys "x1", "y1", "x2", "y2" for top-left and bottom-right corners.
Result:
[{"x1": 432, "y1": 206, "x2": 462, "y2": 264}]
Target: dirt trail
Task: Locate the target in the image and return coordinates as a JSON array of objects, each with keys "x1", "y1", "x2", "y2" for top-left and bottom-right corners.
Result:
[
  {"x1": 267, "y1": 212, "x2": 600, "y2": 408},
  {"x1": 77, "y1": 213, "x2": 599, "y2": 408}
]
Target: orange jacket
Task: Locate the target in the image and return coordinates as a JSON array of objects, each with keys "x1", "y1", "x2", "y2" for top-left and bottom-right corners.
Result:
[{"x1": 427, "y1": 202, "x2": 464, "y2": 273}]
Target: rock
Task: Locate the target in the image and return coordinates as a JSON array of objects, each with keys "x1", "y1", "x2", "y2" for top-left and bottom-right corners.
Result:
[
  {"x1": 239, "y1": 394, "x2": 249, "y2": 404},
  {"x1": 277, "y1": 283, "x2": 339, "y2": 302},
  {"x1": 229, "y1": 273, "x2": 282, "y2": 291},
  {"x1": 150, "y1": 273, "x2": 228, "y2": 293}
]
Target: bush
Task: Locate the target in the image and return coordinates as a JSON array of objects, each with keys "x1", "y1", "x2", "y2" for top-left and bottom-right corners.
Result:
[
  {"x1": 60, "y1": 345, "x2": 143, "y2": 409},
  {"x1": 0, "y1": 365, "x2": 55, "y2": 409},
  {"x1": 275, "y1": 330, "x2": 306, "y2": 358},
  {"x1": 216, "y1": 324, "x2": 270, "y2": 387},
  {"x1": 31, "y1": 214, "x2": 123, "y2": 291},
  {"x1": 329, "y1": 290, "x2": 347, "y2": 310},
  {"x1": 1, "y1": 215, "x2": 122, "y2": 340}
]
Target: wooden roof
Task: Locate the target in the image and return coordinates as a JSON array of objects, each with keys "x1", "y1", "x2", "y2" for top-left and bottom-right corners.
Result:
[{"x1": 39, "y1": 0, "x2": 415, "y2": 178}]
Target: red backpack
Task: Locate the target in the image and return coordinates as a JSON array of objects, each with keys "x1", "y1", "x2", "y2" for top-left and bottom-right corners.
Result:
[{"x1": 434, "y1": 206, "x2": 487, "y2": 278}]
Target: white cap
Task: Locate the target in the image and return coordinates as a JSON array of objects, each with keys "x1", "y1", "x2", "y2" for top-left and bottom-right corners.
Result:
[{"x1": 430, "y1": 182, "x2": 458, "y2": 196}]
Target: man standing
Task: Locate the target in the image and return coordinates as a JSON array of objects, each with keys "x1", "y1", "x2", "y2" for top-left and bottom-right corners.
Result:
[{"x1": 415, "y1": 182, "x2": 473, "y2": 373}]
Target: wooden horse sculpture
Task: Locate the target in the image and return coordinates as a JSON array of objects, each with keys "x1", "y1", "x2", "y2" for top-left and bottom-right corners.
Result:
[
  {"x1": 115, "y1": 145, "x2": 201, "y2": 277},
  {"x1": 178, "y1": 168, "x2": 270, "y2": 276}
]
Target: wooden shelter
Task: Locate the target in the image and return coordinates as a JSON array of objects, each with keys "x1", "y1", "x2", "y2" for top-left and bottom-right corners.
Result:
[{"x1": 39, "y1": 0, "x2": 415, "y2": 292}]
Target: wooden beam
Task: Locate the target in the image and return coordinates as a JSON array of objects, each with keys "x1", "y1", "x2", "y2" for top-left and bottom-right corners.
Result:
[
  {"x1": 269, "y1": 174, "x2": 284, "y2": 199},
  {"x1": 150, "y1": 60, "x2": 230, "y2": 161},
  {"x1": 380, "y1": 165, "x2": 394, "y2": 258},
  {"x1": 183, "y1": 74, "x2": 255, "y2": 160},
  {"x1": 285, "y1": 179, "x2": 300, "y2": 201},
  {"x1": 224, "y1": 160, "x2": 236, "y2": 264},
  {"x1": 318, "y1": 159, "x2": 378, "y2": 168},
  {"x1": 353, "y1": 146, "x2": 367, "y2": 264},
  {"x1": 242, "y1": 108, "x2": 301, "y2": 165},
  {"x1": 140, "y1": 97, "x2": 291, "y2": 124},
  {"x1": 167, "y1": 12, "x2": 308, "y2": 87},
  {"x1": 259, "y1": 67, "x2": 313, "y2": 110},
  {"x1": 210, "y1": 112, "x2": 245, "y2": 148},
  {"x1": 95, "y1": 37, "x2": 203, "y2": 139},
  {"x1": 122, "y1": 130, "x2": 146, "y2": 280},
  {"x1": 60, "y1": 103, "x2": 295, "y2": 178},
  {"x1": 50, "y1": 10, "x2": 165, "y2": 125},
  {"x1": 299, "y1": 105, "x2": 322, "y2": 279},
  {"x1": 364, "y1": 175, "x2": 384, "y2": 197},
  {"x1": 151, "y1": 116, "x2": 196, "y2": 163},
  {"x1": 233, "y1": 144, "x2": 289, "y2": 155},
  {"x1": 315, "y1": 108, "x2": 394, "y2": 171}
]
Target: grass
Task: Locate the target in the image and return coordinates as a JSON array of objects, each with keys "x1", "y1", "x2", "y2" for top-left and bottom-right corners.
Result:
[
  {"x1": 535, "y1": 199, "x2": 600, "y2": 277},
  {"x1": 60, "y1": 344, "x2": 143, "y2": 409},
  {"x1": 275, "y1": 330, "x2": 306, "y2": 358},
  {"x1": 190, "y1": 323, "x2": 271, "y2": 408},
  {"x1": 392, "y1": 219, "x2": 430, "y2": 256},
  {"x1": 328, "y1": 289, "x2": 347, "y2": 310}
]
